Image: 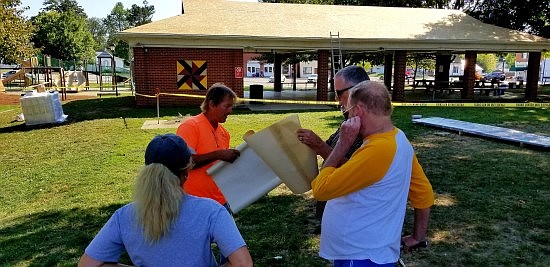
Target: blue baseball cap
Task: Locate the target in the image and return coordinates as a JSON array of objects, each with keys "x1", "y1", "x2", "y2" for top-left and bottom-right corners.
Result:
[{"x1": 145, "y1": 134, "x2": 192, "y2": 177}]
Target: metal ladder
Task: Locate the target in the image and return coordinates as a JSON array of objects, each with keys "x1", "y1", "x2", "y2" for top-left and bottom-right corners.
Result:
[{"x1": 330, "y1": 31, "x2": 344, "y2": 78}]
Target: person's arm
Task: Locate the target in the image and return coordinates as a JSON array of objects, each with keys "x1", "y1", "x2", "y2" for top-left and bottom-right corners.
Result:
[
  {"x1": 221, "y1": 246, "x2": 253, "y2": 267},
  {"x1": 177, "y1": 119, "x2": 240, "y2": 169},
  {"x1": 403, "y1": 154, "x2": 434, "y2": 251},
  {"x1": 401, "y1": 208, "x2": 430, "y2": 252},
  {"x1": 322, "y1": 117, "x2": 361, "y2": 168},
  {"x1": 78, "y1": 253, "x2": 132, "y2": 267},
  {"x1": 296, "y1": 128, "x2": 333, "y2": 159},
  {"x1": 191, "y1": 149, "x2": 240, "y2": 168}
]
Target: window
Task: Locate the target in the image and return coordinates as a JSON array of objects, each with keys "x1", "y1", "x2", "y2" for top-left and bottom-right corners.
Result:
[
  {"x1": 452, "y1": 66, "x2": 459, "y2": 74},
  {"x1": 247, "y1": 67, "x2": 252, "y2": 73},
  {"x1": 303, "y1": 67, "x2": 312, "y2": 74},
  {"x1": 265, "y1": 66, "x2": 273, "y2": 73},
  {"x1": 522, "y1": 53, "x2": 528, "y2": 59}
]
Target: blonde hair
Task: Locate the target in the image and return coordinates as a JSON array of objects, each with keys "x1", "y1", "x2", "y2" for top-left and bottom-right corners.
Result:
[
  {"x1": 200, "y1": 83, "x2": 237, "y2": 112},
  {"x1": 133, "y1": 163, "x2": 183, "y2": 243}
]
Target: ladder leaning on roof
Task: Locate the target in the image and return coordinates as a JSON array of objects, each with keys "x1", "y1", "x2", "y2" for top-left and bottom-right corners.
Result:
[{"x1": 330, "y1": 32, "x2": 344, "y2": 78}]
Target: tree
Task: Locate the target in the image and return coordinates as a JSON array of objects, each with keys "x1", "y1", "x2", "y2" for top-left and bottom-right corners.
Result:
[
  {"x1": 31, "y1": 0, "x2": 96, "y2": 63},
  {"x1": 104, "y1": 2, "x2": 129, "y2": 36},
  {"x1": 103, "y1": 1, "x2": 155, "y2": 66},
  {"x1": 0, "y1": 0, "x2": 37, "y2": 64},
  {"x1": 476, "y1": 53, "x2": 498, "y2": 72},
  {"x1": 41, "y1": 0, "x2": 85, "y2": 16},
  {"x1": 87, "y1": 17, "x2": 108, "y2": 51},
  {"x1": 464, "y1": 0, "x2": 550, "y2": 38},
  {"x1": 127, "y1": 0, "x2": 155, "y2": 27}
]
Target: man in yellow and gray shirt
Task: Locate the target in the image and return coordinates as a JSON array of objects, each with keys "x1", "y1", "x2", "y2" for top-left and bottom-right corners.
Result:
[{"x1": 310, "y1": 81, "x2": 434, "y2": 267}]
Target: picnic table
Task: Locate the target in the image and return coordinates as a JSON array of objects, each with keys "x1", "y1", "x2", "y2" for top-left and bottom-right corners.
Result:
[{"x1": 412, "y1": 78, "x2": 511, "y2": 99}]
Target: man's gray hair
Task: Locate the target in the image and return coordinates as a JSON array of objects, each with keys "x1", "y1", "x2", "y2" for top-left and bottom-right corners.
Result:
[
  {"x1": 335, "y1": 65, "x2": 370, "y2": 86},
  {"x1": 349, "y1": 81, "x2": 393, "y2": 116}
]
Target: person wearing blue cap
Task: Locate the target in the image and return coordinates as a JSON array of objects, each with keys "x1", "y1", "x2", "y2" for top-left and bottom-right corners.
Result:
[{"x1": 78, "y1": 134, "x2": 252, "y2": 267}]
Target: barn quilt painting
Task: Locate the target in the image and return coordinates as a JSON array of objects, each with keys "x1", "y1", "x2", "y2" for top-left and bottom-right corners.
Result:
[{"x1": 177, "y1": 60, "x2": 207, "y2": 90}]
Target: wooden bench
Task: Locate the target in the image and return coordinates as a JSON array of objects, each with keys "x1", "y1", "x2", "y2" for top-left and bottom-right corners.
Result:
[{"x1": 97, "y1": 91, "x2": 118, "y2": 97}]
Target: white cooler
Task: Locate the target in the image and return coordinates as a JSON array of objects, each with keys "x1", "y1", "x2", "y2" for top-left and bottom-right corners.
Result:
[{"x1": 20, "y1": 91, "x2": 68, "y2": 126}]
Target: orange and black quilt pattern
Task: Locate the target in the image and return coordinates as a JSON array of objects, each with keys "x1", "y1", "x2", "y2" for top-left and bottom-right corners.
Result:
[{"x1": 177, "y1": 60, "x2": 207, "y2": 90}]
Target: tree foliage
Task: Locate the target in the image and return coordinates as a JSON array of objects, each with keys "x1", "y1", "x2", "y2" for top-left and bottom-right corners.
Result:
[
  {"x1": 103, "y1": 1, "x2": 155, "y2": 65},
  {"x1": 127, "y1": 0, "x2": 155, "y2": 27},
  {"x1": 0, "y1": 0, "x2": 37, "y2": 64},
  {"x1": 31, "y1": 0, "x2": 95, "y2": 62},
  {"x1": 41, "y1": 0, "x2": 85, "y2": 16},
  {"x1": 476, "y1": 54, "x2": 498, "y2": 72},
  {"x1": 464, "y1": 0, "x2": 550, "y2": 38},
  {"x1": 87, "y1": 17, "x2": 108, "y2": 51}
]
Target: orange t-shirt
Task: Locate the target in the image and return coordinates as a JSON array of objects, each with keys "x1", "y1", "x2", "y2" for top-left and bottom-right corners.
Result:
[{"x1": 176, "y1": 113, "x2": 230, "y2": 205}]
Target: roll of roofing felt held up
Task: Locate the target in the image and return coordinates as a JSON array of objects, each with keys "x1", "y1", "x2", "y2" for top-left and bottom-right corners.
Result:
[
  {"x1": 208, "y1": 141, "x2": 281, "y2": 213},
  {"x1": 244, "y1": 114, "x2": 318, "y2": 194}
]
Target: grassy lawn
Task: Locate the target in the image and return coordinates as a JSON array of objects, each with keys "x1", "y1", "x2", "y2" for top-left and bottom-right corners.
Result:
[{"x1": 0, "y1": 96, "x2": 549, "y2": 266}]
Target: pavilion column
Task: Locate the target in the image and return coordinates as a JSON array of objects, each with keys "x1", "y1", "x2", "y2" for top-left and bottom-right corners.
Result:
[
  {"x1": 525, "y1": 52, "x2": 541, "y2": 100},
  {"x1": 392, "y1": 50, "x2": 407, "y2": 101},
  {"x1": 274, "y1": 53, "x2": 282, "y2": 92},
  {"x1": 435, "y1": 54, "x2": 451, "y2": 83},
  {"x1": 317, "y1": 50, "x2": 330, "y2": 101},
  {"x1": 462, "y1": 51, "x2": 477, "y2": 99},
  {"x1": 384, "y1": 53, "x2": 393, "y2": 90}
]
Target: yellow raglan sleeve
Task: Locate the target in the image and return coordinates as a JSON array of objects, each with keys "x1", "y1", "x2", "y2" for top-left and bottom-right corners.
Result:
[
  {"x1": 310, "y1": 138, "x2": 395, "y2": 201},
  {"x1": 408, "y1": 154, "x2": 435, "y2": 209}
]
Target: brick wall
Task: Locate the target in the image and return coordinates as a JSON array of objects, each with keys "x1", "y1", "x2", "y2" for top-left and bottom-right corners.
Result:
[
  {"x1": 133, "y1": 47, "x2": 243, "y2": 107},
  {"x1": 316, "y1": 50, "x2": 329, "y2": 101},
  {"x1": 392, "y1": 51, "x2": 407, "y2": 102}
]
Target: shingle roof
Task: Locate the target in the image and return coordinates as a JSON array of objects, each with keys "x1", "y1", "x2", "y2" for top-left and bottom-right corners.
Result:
[{"x1": 118, "y1": 0, "x2": 550, "y2": 52}]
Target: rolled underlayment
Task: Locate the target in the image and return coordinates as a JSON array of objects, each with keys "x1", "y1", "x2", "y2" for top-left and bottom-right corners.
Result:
[
  {"x1": 207, "y1": 142, "x2": 282, "y2": 213},
  {"x1": 207, "y1": 114, "x2": 319, "y2": 213},
  {"x1": 244, "y1": 114, "x2": 318, "y2": 194}
]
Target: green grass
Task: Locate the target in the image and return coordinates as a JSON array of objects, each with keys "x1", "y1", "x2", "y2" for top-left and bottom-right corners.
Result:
[{"x1": 0, "y1": 97, "x2": 549, "y2": 266}]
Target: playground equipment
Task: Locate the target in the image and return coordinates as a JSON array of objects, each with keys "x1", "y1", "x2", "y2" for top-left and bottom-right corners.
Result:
[
  {"x1": 65, "y1": 71, "x2": 86, "y2": 91},
  {"x1": 0, "y1": 58, "x2": 37, "y2": 92},
  {"x1": 97, "y1": 50, "x2": 118, "y2": 95}
]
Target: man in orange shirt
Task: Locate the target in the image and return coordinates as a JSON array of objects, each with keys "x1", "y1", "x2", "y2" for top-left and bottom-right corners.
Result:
[{"x1": 177, "y1": 83, "x2": 241, "y2": 213}]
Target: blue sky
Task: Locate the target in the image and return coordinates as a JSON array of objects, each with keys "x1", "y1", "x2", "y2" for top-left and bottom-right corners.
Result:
[
  {"x1": 21, "y1": 0, "x2": 259, "y2": 21},
  {"x1": 20, "y1": 0, "x2": 182, "y2": 21}
]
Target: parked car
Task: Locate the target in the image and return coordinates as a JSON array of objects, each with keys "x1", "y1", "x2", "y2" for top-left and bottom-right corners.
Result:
[
  {"x1": 1, "y1": 70, "x2": 18, "y2": 79},
  {"x1": 307, "y1": 74, "x2": 318, "y2": 83},
  {"x1": 268, "y1": 74, "x2": 286, "y2": 83},
  {"x1": 482, "y1": 71, "x2": 505, "y2": 82}
]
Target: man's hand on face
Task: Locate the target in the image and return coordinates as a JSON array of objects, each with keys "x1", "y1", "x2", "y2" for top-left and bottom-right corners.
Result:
[{"x1": 338, "y1": 116, "x2": 361, "y2": 147}]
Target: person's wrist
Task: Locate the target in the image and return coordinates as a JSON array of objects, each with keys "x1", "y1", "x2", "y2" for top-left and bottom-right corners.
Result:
[{"x1": 412, "y1": 233, "x2": 424, "y2": 242}]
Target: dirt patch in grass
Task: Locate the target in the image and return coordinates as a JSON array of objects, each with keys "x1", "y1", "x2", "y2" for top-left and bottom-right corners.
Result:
[{"x1": 0, "y1": 92, "x2": 95, "y2": 105}]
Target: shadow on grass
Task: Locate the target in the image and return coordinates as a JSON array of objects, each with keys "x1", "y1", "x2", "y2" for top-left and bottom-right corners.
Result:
[
  {"x1": 0, "y1": 96, "x2": 341, "y2": 134},
  {"x1": 0, "y1": 204, "x2": 124, "y2": 266},
  {"x1": 0, "y1": 97, "x2": 198, "y2": 133},
  {"x1": 235, "y1": 192, "x2": 329, "y2": 266},
  {"x1": 0, "y1": 193, "x2": 329, "y2": 266}
]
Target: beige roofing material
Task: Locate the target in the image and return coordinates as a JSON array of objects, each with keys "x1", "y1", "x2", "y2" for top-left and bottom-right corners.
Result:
[{"x1": 119, "y1": 0, "x2": 550, "y2": 52}]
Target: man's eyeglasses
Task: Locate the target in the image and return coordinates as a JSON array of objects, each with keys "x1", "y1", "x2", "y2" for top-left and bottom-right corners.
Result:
[
  {"x1": 335, "y1": 86, "x2": 353, "y2": 98},
  {"x1": 343, "y1": 105, "x2": 356, "y2": 114}
]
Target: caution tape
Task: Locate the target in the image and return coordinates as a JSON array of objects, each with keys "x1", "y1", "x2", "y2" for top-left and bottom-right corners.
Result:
[
  {"x1": 36, "y1": 85, "x2": 127, "y2": 90},
  {"x1": 133, "y1": 92, "x2": 549, "y2": 108},
  {"x1": 391, "y1": 102, "x2": 550, "y2": 108}
]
